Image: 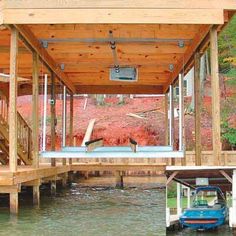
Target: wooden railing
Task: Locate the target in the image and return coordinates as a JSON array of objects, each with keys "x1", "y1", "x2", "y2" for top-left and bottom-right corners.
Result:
[
  {"x1": 0, "y1": 91, "x2": 32, "y2": 162},
  {"x1": 17, "y1": 112, "x2": 32, "y2": 160},
  {"x1": 0, "y1": 92, "x2": 8, "y2": 125}
]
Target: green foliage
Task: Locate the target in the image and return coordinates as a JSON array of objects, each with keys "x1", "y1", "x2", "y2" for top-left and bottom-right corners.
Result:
[
  {"x1": 167, "y1": 182, "x2": 177, "y2": 198},
  {"x1": 218, "y1": 15, "x2": 236, "y2": 72},
  {"x1": 225, "y1": 68, "x2": 236, "y2": 81},
  {"x1": 221, "y1": 121, "x2": 236, "y2": 148}
]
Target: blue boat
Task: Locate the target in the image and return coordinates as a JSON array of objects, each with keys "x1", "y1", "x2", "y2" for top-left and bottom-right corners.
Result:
[{"x1": 179, "y1": 186, "x2": 228, "y2": 230}]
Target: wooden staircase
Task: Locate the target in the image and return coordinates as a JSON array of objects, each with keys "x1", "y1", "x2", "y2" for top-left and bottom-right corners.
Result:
[{"x1": 0, "y1": 92, "x2": 32, "y2": 165}]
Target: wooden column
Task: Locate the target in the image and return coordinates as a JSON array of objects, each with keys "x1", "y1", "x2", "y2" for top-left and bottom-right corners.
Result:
[
  {"x1": 10, "y1": 192, "x2": 18, "y2": 214},
  {"x1": 164, "y1": 94, "x2": 169, "y2": 165},
  {"x1": 51, "y1": 176, "x2": 57, "y2": 195},
  {"x1": 170, "y1": 86, "x2": 175, "y2": 166},
  {"x1": 69, "y1": 94, "x2": 73, "y2": 165},
  {"x1": 210, "y1": 26, "x2": 221, "y2": 166},
  {"x1": 32, "y1": 52, "x2": 39, "y2": 168},
  {"x1": 61, "y1": 173, "x2": 68, "y2": 187},
  {"x1": 165, "y1": 94, "x2": 169, "y2": 146},
  {"x1": 62, "y1": 86, "x2": 67, "y2": 166},
  {"x1": 232, "y1": 169, "x2": 236, "y2": 228},
  {"x1": 177, "y1": 183, "x2": 182, "y2": 216},
  {"x1": 9, "y1": 28, "x2": 18, "y2": 172},
  {"x1": 50, "y1": 72, "x2": 56, "y2": 166},
  {"x1": 115, "y1": 171, "x2": 124, "y2": 189},
  {"x1": 194, "y1": 52, "x2": 202, "y2": 166},
  {"x1": 32, "y1": 179, "x2": 40, "y2": 207},
  {"x1": 179, "y1": 74, "x2": 186, "y2": 166},
  {"x1": 187, "y1": 187, "x2": 191, "y2": 209}
]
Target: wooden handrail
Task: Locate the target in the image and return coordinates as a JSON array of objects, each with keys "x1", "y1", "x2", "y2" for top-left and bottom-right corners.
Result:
[{"x1": 0, "y1": 93, "x2": 32, "y2": 161}]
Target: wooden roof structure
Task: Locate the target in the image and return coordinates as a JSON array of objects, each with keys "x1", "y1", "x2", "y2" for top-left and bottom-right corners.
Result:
[
  {"x1": 166, "y1": 166, "x2": 236, "y2": 192},
  {"x1": 0, "y1": 0, "x2": 236, "y2": 95}
]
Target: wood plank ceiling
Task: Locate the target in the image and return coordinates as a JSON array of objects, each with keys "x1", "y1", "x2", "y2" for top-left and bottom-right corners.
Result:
[{"x1": 0, "y1": 23, "x2": 203, "y2": 94}]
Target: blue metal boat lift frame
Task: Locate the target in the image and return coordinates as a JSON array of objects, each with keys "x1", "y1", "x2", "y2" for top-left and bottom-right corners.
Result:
[
  {"x1": 40, "y1": 145, "x2": 185, "y2": 158},
  {"x1": 40, "y1": 75, "x2": 185, "y2": 159}
]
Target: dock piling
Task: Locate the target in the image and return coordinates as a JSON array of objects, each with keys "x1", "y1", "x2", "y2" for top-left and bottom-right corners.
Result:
[
  {"x1": 50, "y1": 176, "x2": 57, "y2": 195},
  {"x1": 115, "y1": 171, "x2": 124, "y2": 188},
  {"x1": 10, "y1": 192, "x2": 18, "y2": 214}
]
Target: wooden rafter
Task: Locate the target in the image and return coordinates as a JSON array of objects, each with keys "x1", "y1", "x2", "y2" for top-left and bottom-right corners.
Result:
[
  {"x1": 219, "y1": 170, "x2": 232, "y2": 183},
  {"x1": 164, "y1": 25, "x2": 211, "y2": 91},
  {"x1": 12, "y1": 25, "x2": 76, "y2": 93},
  {"x1": 166, "y1": 171, "x2": 179, "y2": 185}
]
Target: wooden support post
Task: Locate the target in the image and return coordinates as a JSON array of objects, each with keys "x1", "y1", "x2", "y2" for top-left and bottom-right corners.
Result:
[
  {"x1": 165, "y1": 94, "x2": 169, "y2": 146},
  {"x1": 164, "y1": 94, "x2": 169, "y2": 165},
  {"x1": 166, "y1": 184, "x2": 171, "y2": 228},
  {"x1": 177, "y1": 183, "x2": 182, "y2": 216},
  {"x1": 194, "y1": 51, "x2": 202, "y2": 166},
  {"x1": 115, "y1": 171, "x2": 124, "y2": 189},
  {"x1": 10, "y1": 192, "x2": 18, "y2": 214},
  {"x1": 50, "y1": 176, "x2": 57, "y2": 195},
  {"x1": 62, "y1": 86, "x2": 67, "y2": 166},
  {"x1": 84, "y1": 171, "x2": 89, "y2": 179},
  {"x1": 179, "y1": 74, "x2": 186, "y2": 166},
  {"x1": 61, "y1": 173, "x2": 68, "y2": 187},
  {"x1": 231, "y1": 169, "x2": 236, "y2": 228},
  {"x1": 68, "y1": 171, "x2": 74, "y2": 183},
  {"x1": 170, "y1": 86, "x2": 175, "y2": 166},
  {"x1": 69, "y1": 94, "x2": 73, "y2": 165},
  {"x1": 32, "y1": 52, "x2": 39, "y2": 168},
  {"x1": 210, "y1": 26, "x2": 221, "y2": 166},
  {"x1": 187, "y1": 187, "x2": 191, "y2": 209},
  {"x1": 32, "y1": 180, "x2": 40, "y2": 207},
  {"x1": 9, "y1": 27, "x2": 18, "y2": 172},
  {"x1": 50, "y1": 72, "x2": 56, "y2": 167}
]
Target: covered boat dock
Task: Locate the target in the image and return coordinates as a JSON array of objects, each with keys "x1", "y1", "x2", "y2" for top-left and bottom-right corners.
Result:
[{"x1": 0, "y1": 1, "x2": 235, "y2": 222}]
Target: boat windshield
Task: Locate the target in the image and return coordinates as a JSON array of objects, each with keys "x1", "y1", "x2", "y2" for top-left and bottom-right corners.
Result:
[{"x1": 192, "y1": 189, "x2": 225, "y2": 209}]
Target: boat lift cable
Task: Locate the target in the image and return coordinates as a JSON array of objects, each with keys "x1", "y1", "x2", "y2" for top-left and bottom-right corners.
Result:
[{"x1": 109, "y1": 30, "x2": 120, "y2": 73}]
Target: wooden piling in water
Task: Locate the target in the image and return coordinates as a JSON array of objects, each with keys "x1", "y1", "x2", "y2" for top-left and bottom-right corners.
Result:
[
  {"x1": 50, "y1": 176, "x2": 57, "y2": 195},
  {"x1": 115, "y1": 171, "x2": 124, "y2": 188},
  {"x1": 10, "y1": 192, "x2": 18, "y2": 214}
]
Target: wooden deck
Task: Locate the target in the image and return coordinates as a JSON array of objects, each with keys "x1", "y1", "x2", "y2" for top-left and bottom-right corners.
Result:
[
  {"x1": 0, "y1": 164, "x2": 70, "y2": 186},
  {"x1": 0, "y1": 162, "x2": 166, "y2": 187},
  {"x1": 1, "y1": 150, "x2": 235, "y2": 187}
]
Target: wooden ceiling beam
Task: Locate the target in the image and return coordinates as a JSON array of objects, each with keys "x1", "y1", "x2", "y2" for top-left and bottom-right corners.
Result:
[
  {"x1": 4, "y1": 0, "x2": 236, "y2": 10},
  {"x1": 76, "y1": 85, "x2": 164, "y2": 94},
  {"x1": 0, "y1": 45, "x2": 29, "y2": 53},
  {"x1": 12, "y1": 25, "x2": 76, "y2": 93},
  {"x1": 2, "y1": 9, "x2": 224, "y2": 24},
  {"x1": 53, "y1": 57, "x2": 179, "y2": 65},
  {"x1": 46, "y1": 44, "x2": 187, "y2": 54},
  {"x1": 15, "y1": 84, "x2": 164, "y2": 96},
  {"x1": 0, "y1": 44, "x2": 187, "y2": 54},
  {"x1": 2, "y1": 65, "x2": 172, "y2": 74}
]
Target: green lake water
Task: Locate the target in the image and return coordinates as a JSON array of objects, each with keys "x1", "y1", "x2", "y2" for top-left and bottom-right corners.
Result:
[{"x1": 0, "y1": 183, "x2": 166, "y2": 236}]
